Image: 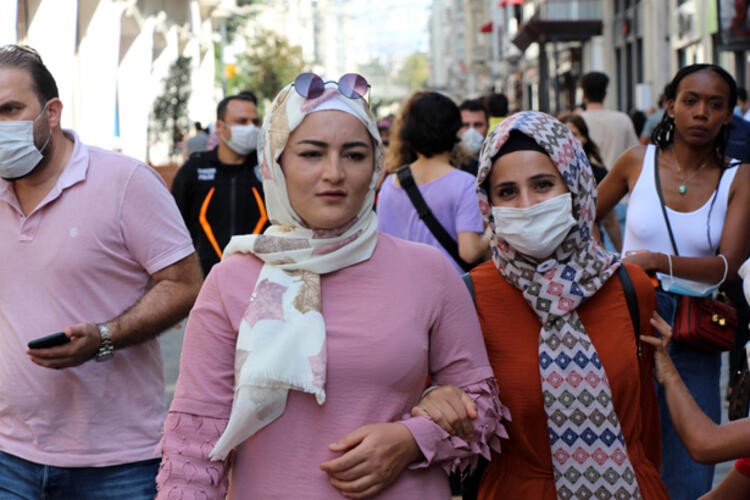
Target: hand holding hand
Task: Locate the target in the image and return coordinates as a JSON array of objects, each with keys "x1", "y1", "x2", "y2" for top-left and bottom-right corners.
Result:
[
  {"x1": 640, "y1": 312, "x2": 679, "y2": 385},
  {"x1": 319, "y1": 423, "x2": 422, "y2": 499},
  {"x1": 411, "y1": 385, "x2": 477, "y2": 440},
  {"x1": 27, "y1": 323, "x2": 101, "y2": 369}
]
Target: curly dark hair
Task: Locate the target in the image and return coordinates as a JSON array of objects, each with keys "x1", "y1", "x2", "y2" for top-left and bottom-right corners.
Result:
[
  {"x1": 397, "y1": 91, "x2": 461, "y2": 159},
  {"x1": 651, "y1": 64, "x2": 737, "y2": 164}
]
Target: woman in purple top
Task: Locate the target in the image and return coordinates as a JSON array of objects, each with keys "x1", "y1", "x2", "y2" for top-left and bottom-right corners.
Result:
[
  {"x1": 155, "y1": 74, "x2": 509, "y2": 499},
  {"x1": 377, "y1": 92, "x2": 489, "y2": 273}
]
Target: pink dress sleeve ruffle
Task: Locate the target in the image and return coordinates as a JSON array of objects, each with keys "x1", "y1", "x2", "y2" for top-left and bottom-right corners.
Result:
[
  {"x1": 156, "y1": 412, "x2": 232, "y2": 499},
  {"x1": 401, "y1": 378, "x2": 511, "y2": 474}
]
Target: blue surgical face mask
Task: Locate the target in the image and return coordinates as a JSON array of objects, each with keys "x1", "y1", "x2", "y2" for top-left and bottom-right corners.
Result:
[
  {"x1": 656, "y1": 254, "x2": 728, "y2": 297},
  {"x1": 460, "y1": 127, "x2": 484, "y2": 156},
  {"x1": 0, "y1": 104, "x2": 50, "y2": 180},
  {"x1": 656, "y1": 273, "x2": 721, "y2": 297}
]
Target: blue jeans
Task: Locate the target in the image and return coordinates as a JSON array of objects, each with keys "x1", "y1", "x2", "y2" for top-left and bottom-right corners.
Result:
[
  {"x1": 655, "y1": 291, "x2": 721, "y2": 499},
  {"x1": 0, "y1": 451, "x2": 159, "y2": 500}
]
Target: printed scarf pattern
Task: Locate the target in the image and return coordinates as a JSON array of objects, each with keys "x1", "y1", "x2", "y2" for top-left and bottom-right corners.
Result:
[
  {"x1": 209, "y1": 83, "x2": 383, "y2": 460},
  {"x1": 476, "y1": 111, "x2": 641, "y2": 498}
]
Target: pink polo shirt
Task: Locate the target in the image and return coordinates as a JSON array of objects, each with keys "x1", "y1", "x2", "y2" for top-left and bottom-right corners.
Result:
[{"x1": 0, "y1": 130, "x2": 195, "y2": 467}]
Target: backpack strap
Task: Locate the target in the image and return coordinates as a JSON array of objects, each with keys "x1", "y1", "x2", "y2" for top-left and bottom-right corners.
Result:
[
  {"x1": 616, "y1": 265, "x2": 642, "y2": 358},
  {"x1": 396, "y1": 165, "x2": 473, "y2": 272}
]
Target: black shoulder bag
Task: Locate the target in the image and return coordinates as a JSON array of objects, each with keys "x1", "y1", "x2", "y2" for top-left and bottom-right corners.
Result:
[{"x1": 396, "y1": 165, "x2": 474, "y2": 272}]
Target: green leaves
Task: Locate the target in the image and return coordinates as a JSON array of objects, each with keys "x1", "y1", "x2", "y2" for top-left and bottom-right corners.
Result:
[
  {"x1": 228, "y1": 28, "x2": 304, "y2": 106},
  {"x1": 151, "y1": 56, "x2": 192, "y2": 156}
]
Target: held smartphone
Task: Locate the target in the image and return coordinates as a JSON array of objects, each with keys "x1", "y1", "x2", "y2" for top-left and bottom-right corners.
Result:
[{"x1": 27, "y1": 332, "x2": 71, "y2": 349}]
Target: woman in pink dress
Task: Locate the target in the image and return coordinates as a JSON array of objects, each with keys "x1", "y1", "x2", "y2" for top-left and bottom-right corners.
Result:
[{"x1": 155, "y1": 73, "x2": 509, "y2": 499}]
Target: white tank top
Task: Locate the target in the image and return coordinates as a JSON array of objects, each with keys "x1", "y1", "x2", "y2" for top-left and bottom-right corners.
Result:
[{"x1": 622, "y1": 145, "x2": 738, "y2": 258}]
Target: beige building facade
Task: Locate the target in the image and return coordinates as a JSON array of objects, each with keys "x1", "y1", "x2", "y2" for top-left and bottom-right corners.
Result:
[
  {"x1": 429, "y1": 0, "x2": 750, "y2": 114},
  {"x1": 3, "y1": 0, "x2": 233, "y2": 164}
]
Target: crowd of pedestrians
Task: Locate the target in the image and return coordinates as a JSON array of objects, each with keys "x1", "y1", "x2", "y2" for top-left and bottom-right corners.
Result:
[{"x1": 3, "y1": 41, "x2": 750, "y2": 500}]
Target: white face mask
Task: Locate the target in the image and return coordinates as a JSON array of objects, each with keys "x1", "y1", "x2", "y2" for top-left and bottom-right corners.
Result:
[
  {"x1": 222, "y1": 123, "x2": 259, "y2": 155},
  {"x1": 0, "y1": 109, "x2": 50, "y2": 180},
  {"x1": 460, "y1": 127, "x2": 484, "y2": 156},
  {"x1": 491, "y1": 192, "x2": 576, "y2": 260}
]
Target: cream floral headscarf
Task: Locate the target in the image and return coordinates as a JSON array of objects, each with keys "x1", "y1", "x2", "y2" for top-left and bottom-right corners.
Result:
[{"x1": 210, "y1": 81, "x2": 383, "y2": 460}]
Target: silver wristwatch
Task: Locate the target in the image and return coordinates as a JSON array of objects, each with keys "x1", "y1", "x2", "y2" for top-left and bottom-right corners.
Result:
[{"x1": 95, "y1": 323, "x2": 115, "y2": 362}]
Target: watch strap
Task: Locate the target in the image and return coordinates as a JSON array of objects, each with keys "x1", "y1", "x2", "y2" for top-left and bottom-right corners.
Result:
[{"x1": 95, "y1": 323, "x2": 114, "y2": 362}]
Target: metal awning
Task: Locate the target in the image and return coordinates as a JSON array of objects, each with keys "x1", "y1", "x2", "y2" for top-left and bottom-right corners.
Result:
[{"x1": 512, "y1": 17, "x2": 603, "y2": 51}]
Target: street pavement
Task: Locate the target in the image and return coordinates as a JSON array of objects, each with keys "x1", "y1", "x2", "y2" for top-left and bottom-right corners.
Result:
[
  {"x1": 160, "y1": 320, "x2": 186, "y2": 408},
  {"x1": 158, "y1": 321, "x2": 734, "y2": 489}
]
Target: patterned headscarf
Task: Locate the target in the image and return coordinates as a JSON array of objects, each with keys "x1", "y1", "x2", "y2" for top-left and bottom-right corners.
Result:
[
  {"x1": 476, "y1": 111, "x2": 641, "y2": 498},
  {"x1": 210, "y1": 81, "x2": 383, "y2": 460}
]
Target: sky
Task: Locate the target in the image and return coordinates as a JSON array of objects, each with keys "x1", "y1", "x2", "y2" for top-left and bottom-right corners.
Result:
[{"x1": 348, "y1": 0, "x2": 432, "y2": 62}]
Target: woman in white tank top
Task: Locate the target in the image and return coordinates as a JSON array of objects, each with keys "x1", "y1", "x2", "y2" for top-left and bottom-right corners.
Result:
[{"x1": 596, "y1": 64, "x2": 750, "y2": 500}]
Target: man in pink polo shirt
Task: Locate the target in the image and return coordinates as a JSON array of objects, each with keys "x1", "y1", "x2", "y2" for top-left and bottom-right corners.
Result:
[{"x1": 0, "y1": 45, "x2": 202, "y2": 498}]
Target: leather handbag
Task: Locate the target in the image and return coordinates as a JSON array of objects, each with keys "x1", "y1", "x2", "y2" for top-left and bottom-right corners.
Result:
[
  {"x1": 672, "y1": 294, "x2": 737, "y2": 352},
  {"x1": 653, "y1": 148, "x2": 738, "y2": 352}
]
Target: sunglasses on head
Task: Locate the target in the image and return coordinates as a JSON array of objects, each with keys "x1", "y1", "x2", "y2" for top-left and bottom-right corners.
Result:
[{"x1": 292, "y1": 73, "x2": 370, "y2": 100}]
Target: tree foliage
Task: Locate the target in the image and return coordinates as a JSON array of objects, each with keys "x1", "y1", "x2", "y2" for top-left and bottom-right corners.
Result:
[
  {"x1": 397, "y1": 52, "x2": 430, "y2": 91},
  {"x1": 151, "y1": 56, "x2": 192, "y2": 154},
  {"x1": 228, "y1": 28, "x2": 305, "y2": 103},
  {"x1": 224, "y1": 1, "x2": 266, "y2": 44}
]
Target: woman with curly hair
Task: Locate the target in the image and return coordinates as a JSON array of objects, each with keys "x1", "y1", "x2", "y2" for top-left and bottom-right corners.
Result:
[{"x1": 377, "y1": 91, "x2": 489, "y2": 273}]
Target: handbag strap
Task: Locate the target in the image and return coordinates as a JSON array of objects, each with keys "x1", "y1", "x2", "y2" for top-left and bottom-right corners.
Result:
[
  {"x1": 616, "y1": 265, "x2": 642, "y2": 358},
  {"x1": 653, "y1": 148, "x2": 680, "y2": 257},
  {"x1": 396, "y1": 165, "x2": 473, "y2": 272},
  {"x1": 654, "y1": 148, "x2": 732, "y2": 257}
]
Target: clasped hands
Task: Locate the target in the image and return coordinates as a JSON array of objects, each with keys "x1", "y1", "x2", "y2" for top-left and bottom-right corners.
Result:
[
  {"x1": 319, "y1": 385, "x2": 482, "y2": 498},
  {"x1": 319, "y1": 422, "x2": 421, "y2": 499}
]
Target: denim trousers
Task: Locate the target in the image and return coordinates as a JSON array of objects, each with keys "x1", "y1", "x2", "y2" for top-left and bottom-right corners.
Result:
[
  {"x1": 655, "y1": 290, "x2": 721, "y2": 499},
  {"x1": 0, "y1": 451, "x2": 160, "y2": 500}
]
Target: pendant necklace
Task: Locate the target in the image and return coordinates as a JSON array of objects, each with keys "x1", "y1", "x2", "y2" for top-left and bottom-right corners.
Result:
[{"x1": 671, "y1": 150, "x2": 707, "y2": 195}]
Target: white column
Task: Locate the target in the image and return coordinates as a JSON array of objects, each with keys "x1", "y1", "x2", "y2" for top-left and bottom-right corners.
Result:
[
  {"x1": 117, "y1": 14, "x2": 156, "y2": 162},
  {"x1": 0, "y1": 1, "x2": 18, "y2": 44},
  {"x1": 73, "y1": 0, "x2": 126, "y2": 149},
  {"x1": 26, "y1": 0, "x2": 78, "y2": 129}
]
